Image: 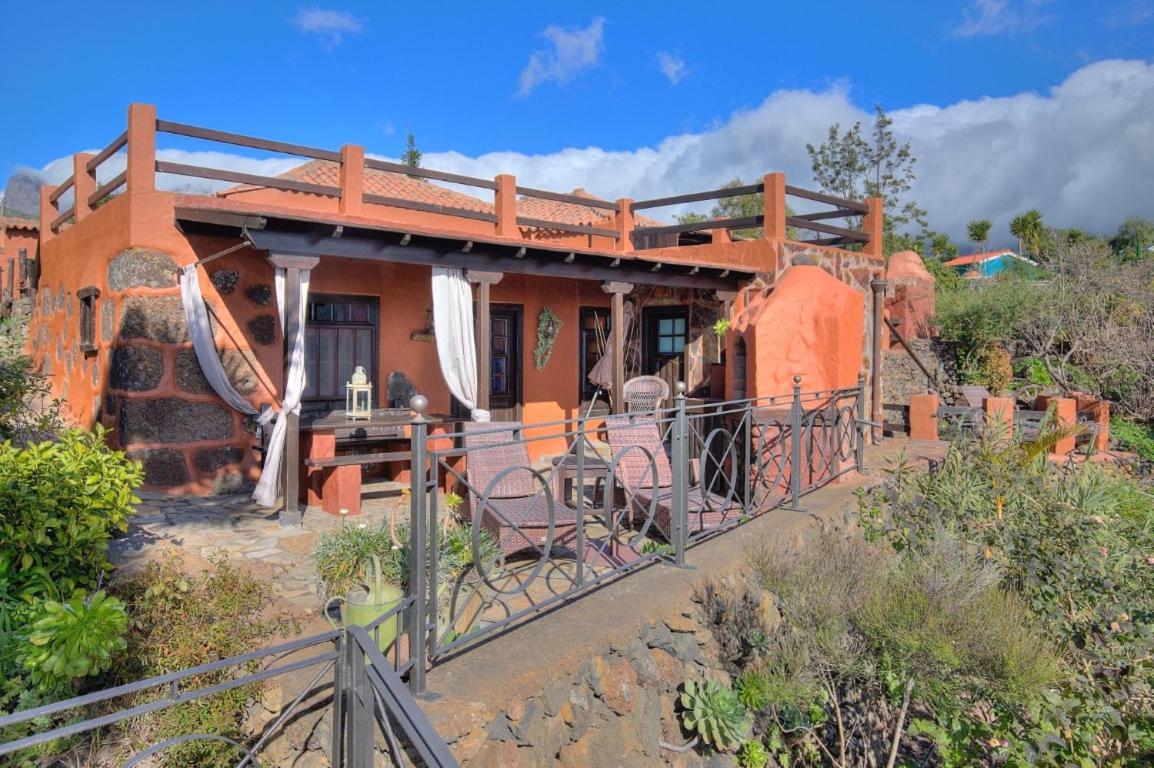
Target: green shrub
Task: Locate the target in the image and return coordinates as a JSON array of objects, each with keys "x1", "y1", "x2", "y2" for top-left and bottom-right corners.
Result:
[
  {"x1": 1110, "y1": 416, "x2": 1154, "y2": 462},
  {"x1": 18, "y1": 590, "x2": 127, "y2": 693},
  {"x1": 734, "y1": 667, "x2": 772, "y2": 713},
  {"x1": 0, "y1": 428, "x2": 141, "y2": 631},
  {"x1": 0, "y1": 324, "x2": 62, "y2": 443},
  {"x1": 679, "y1": 678, "x2": 750, "y2": 752},
  {"x1": 117, "y1": 556, "x2": 297, "y2": 767}
]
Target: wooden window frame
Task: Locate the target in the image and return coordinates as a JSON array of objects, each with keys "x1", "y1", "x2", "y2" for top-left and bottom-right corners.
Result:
[{"x1": 78, "y1": 286, "x2": 100, "y2": 355}]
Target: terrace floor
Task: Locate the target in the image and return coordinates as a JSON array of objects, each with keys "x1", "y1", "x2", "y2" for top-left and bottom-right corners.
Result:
[{"x1": 108, "y1": 438, "x2": 949, "y2": 623}]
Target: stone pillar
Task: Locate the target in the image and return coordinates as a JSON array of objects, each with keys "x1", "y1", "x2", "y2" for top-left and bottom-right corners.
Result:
[
  {"x1": 983, "y1": 397, "x2": 1015, "y2": 442},
  {"x1": 73, "y1": 153, "x2": 96, "y2": 221},
  {"x1": 1035, "y1": 395, "x2": 1077, "y2": 456},
  {"x1": 762, "y1": 173, "x2": 786, "y2": 240},
  {"x1": 339, "y1": 144, "x2": 365, "y2": 216},
  {"x1": 494, "y1": 174, "x2": 517, "y2": 238},
  {"x1": 909, "y1": 393, "x2": 939, "y2": 441}
]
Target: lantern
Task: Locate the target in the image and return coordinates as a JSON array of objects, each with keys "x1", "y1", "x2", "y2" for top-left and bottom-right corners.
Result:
[{"x1": 346, "y1": 366, "x2": 373, "y2": 420}]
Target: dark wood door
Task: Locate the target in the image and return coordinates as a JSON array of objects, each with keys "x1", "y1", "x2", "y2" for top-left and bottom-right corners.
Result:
[
  {"x1": 489, "y1": 304, "x2": 522, "y2": 420},
  {"x1": 643, "y1": 306, "x2": 688, "y2": 392}
]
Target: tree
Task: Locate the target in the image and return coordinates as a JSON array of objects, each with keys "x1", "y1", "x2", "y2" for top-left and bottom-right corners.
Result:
[
  {"x1": 966, "y1": 219, "x2": 992, "y2": 252},
  {"x1": 1009, "y1": 210, "x2": 1045, "y2": 258},
  {"x1": 806, "y1": 105, "x2": 926, "y2": 252},
  {"x1": 401, "y1": 132, "x2": 422, "y2": 169},
  {"x1": 1109, "y1": 216, "x2": 1154, "y2": 261},
  {"x1": 927, "y1": 231, "x2": 958, "y2": 260}
]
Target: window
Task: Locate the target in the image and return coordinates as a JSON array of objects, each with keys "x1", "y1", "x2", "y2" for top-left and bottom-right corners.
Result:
[
  {"x1": 78, "y1": 286, "x2": 100, "y2": 354},
  {"x1": 643, "y1": 306, "x2": 689, "y2": 375},
  {"x1": 656, "y1": 316, "x2": 686, "y2": 355},
  {"x1": 303, "y1": 295, "x2": 379, "y2": 411},
  {"x1": 578, "y1": 307, "x2": 611, "y2": 402}
]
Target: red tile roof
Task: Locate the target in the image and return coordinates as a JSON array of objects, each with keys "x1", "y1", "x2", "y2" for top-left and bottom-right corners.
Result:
[
  {"x1": 0, "y1": 215, "x2": 38, "y2": 232},
  {"x1": 943, "y1": 249, "x2": 1015, "y2": 267},
  {"x1": 219, "y1": 161, "x2": 665, "y2": 228}
]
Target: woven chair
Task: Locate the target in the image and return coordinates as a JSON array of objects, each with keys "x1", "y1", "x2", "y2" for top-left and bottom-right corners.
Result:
[
  {"x1": 462, "y1": 422, "x2": 577, "y2": 558},
  {"x1": 604, "y1": 415, "x2": 740, "y2": 542},
  {"x1": 622, "y1": 375, "x2": 670, "y2": 413}
]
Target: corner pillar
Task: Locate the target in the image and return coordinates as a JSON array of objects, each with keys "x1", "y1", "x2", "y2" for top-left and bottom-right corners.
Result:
[
  {"x1": 467, "y1": 270, "x2": 504, "y2": 411},
  {"x1": 870, "y1": 279, "x2": 890, "y2": 443}
]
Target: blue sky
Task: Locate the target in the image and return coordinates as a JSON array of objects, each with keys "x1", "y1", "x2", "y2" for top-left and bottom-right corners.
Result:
[{"x1": 4, "y1": 1, "x2": 1154, "y2": 242}]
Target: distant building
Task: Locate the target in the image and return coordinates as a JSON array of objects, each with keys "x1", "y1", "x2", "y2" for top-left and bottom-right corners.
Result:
[{"x1": 943, "y1": 249, "x2": 1037, "y2": 279}]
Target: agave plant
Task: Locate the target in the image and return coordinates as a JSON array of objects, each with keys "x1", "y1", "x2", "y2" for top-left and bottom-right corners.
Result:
[
  {"x1": 737, "y1": 738, "x2": 770, "y2": 768},
  {"x1": 679, "y1": 678, "x2": 750, "y2": 751}
]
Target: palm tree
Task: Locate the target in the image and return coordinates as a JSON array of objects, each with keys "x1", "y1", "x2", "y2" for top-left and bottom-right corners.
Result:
[
  {"x1": 966, "y1": 219, "x2": 992, "y2": 253},
  {"x1": 1009, "y1": 210, "x2": 1044, "y2": 257}
]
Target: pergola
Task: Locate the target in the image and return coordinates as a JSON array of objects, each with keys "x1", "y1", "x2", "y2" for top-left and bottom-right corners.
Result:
[{"x1": 175, "y1": 205, "x2": 755, "y2": 524}]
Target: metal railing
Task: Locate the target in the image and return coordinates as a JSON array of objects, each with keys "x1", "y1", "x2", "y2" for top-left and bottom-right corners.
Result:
[
  {"x1": 0, "y1": 599, "x2": 457, "y2": 767},
  {"x1": 402, "y1": 377, "x2": 866, "y2": 688}
]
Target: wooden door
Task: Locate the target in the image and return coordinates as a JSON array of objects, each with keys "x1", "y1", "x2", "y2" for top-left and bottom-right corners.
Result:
[
  {"x1": 488, "y1": 304, "x2": 522, "y2": 421},
  {"x1": 643, "y1": 306, "x2": 688, "y2": 394}
]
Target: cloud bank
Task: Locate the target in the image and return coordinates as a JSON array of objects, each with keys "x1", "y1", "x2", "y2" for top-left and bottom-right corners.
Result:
[{"x1": 27, "y1": 59, "x2": 1154, "y2": 244}]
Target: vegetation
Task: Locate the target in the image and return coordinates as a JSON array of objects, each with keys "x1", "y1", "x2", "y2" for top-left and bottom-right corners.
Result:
[
  {"x1": 967, "y1": 218, "x2": 992, "y2": 253},
  {"x1": 0, "y1": 321, "x2": 62, "y2": 443},
  {"x1": 1009, "y1": 209, "x2": 1046, "y2": 258},
  {"x1": 401, "y1": 131, "x2": 422, "y2": 169},
  {"x1": 674, "y1": 178, "x2": 797, "y2": 239},
  {"x1": 679, "y1": 678, "x2": 751, "y2": 752}
]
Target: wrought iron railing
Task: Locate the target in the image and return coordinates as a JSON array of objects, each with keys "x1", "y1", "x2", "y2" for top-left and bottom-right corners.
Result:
[
  {"x1": 0, "y1": 598, "x2": 458, "y2": 767},
  {"x1": 402, "y1": 376, "x2": 867, "y2": 687}
]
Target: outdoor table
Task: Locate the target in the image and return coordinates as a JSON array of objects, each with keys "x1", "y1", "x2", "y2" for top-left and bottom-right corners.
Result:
[{"x1": 300, "y1": 408, "x2": 453, "y2": 516}]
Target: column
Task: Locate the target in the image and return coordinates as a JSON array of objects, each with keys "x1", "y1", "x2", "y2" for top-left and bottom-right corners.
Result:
[
  {"x1": 467, "y1": 270, "x2": 503, "y2": 411},
  {"x1": 602, "y1": 281, "x2": 634, "y2": 412},
  {"x1": 870, "y1": 279, "x2": 890, "y2": 443}
]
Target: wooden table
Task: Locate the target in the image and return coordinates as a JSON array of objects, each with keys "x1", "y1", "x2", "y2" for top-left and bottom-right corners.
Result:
[{"x1": 300, "y1": 408, "x2": 453, "y2": 516}]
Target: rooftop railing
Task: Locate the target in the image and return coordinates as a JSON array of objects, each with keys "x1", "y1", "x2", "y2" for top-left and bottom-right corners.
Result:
[{"x1": 39, "y1": 103, "x2": 882, "y2": 258}]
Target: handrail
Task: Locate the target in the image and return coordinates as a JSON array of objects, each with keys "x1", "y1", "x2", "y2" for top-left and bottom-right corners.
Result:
[
  {"x1": 633, "y1": 215, "x2": 762, "y2": 238},
  {"x1": 364, "y1": 157, "x2": 498, "y2": 190},
  {"x1": 515, "y1": 185, "x2": 618, "y2": 211},
  {"x1": 89, "y1": 170, "x2": 127, "y2": 207},
  {"x1": 86, "y1": 130, "x2": 128, "y2": 173},
  {"x1": 785, "y1": 184, "x2": 869, "y2": 214},
  {"x1": 50, "y1": 207, "x2": 75, "y2": 232},
  {"x1": 632, "y1": 182, "x2": 764, "y2": 210},
  {"x1": 156, "y1": 160, "x2": 340, "y2": 197},
  {"x1": 515, "y1": 216, "x2": 617, "y2": 238},
  {"x1": 363, "y1": 192, "x2": 498, "y2": 223},
  {"x1": 157, "y1": 119, "x2": 341, "y2": 162},
  {"x1": 785, "y1": 216, "x2": 870, "y2": 243},
  {"x1": 48, "y1": 176, "x2": 74, "y2": 205}
]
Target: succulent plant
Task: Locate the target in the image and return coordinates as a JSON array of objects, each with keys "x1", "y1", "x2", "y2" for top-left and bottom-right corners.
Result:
[
  {"x1": 737, "y1": 738, "x2": 770, "y2": 768},
  {"x1": 679, "y1": 678, "x2": 750, "y2": 751},
  {"x1": 734, "y1": 667, "x2": 772, "y2": 712}
]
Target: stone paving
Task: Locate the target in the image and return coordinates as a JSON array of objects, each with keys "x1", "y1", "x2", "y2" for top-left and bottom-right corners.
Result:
[{"x1": 109, "y1": 480, "x2": 411, "y2": 614}]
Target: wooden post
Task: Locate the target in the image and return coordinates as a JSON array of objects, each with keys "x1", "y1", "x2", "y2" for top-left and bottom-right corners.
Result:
[
  {"x1": 467, "y1": 270, "x2": 503, "y2": 412},
  {"x1": 269, "y1": 253, "x2": 320, "y2": 527},
  {"x1": 494, "y1": 174, "x2": 517, "y2": 238},
  {"x1": 602, "y1": 281, "x2": 634, "y2": 412},
  {"x1": 763, "y1": 172, "x2": 786, "y2": 240},
  {"x1": 339, "y1": 144, "x2": 365, "y2": 216},
  {"x1": 73, "y1": 153, "x2": 95, "y2": 221},
  {"x1": 864, "y1": 197, "x2": 884, "y2": 259},
  {"x1": 126, "y1": 103, "x2": 157, "y2": 194},
  {"x1": 870, "y1": 279, "x2": 890, "y2": 443},
  {"x1": 614, "y1": 198, "x2": 634, "y2": 252}
]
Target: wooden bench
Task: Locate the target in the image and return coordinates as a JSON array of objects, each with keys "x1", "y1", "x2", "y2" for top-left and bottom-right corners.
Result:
[{"x1": 303, "y1": 451, "x2": 412, "y2": 516}]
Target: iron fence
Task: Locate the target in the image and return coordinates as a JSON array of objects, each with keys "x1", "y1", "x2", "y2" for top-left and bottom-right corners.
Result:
[
  {"x1": 0, "y1": 598, "x2": 458, "y2": 767},
  {"x1": 404, "y1": 376, "x2": 867, "y2": 687}
]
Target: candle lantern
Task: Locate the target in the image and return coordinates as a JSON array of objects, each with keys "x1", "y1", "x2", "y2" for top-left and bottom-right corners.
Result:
[{"x1": 346, "y1": 366, "x2": 373, "y2": 420}]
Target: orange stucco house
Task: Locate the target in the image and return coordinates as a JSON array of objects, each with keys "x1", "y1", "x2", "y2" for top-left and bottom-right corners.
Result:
[{"x1": 25, "y1": 104, "x2": 886, "y2": 517}]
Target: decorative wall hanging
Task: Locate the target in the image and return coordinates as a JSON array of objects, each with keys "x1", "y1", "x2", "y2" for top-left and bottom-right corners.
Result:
[{"x1": 534, "y1": 306, "x2": 563, "y2": 370}]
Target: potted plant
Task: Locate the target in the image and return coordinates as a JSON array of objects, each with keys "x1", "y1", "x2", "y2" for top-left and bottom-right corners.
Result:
[{"x1": 312, "y1": 525, "x2": 403, "y2": 651}]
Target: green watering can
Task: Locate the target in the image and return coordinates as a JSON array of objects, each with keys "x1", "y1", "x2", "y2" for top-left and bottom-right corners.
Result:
[{"x1": 326, "y1": 554, "x2": 404, "y2": 652}]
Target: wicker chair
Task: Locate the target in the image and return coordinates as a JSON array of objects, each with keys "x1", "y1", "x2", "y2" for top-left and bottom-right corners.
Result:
[
  {"x1": 604, "y1": 415, "x2": 740, "y2": 542},
  {"x1": 462, "y1": 422, "x2": 577, "y2": 558},
  {"x1": 622, "y1": 375, "x2": 670, "y2": 413}
]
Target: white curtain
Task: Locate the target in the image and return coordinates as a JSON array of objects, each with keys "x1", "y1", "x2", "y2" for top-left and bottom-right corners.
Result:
[
  {"x1": 431, "y1": 266, "x2": 489, "y2": 422},
  {"x1": 178, "y1": 266, "x2": 259, "y2": 417},
  {"x1": 252, "y1": 267, "x2": 312, "y2": 507}
]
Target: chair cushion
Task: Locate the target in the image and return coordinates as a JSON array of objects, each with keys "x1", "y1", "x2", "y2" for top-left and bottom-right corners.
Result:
[{"x1": 605, "y1": 415, "x2": 673, "y2": 489}]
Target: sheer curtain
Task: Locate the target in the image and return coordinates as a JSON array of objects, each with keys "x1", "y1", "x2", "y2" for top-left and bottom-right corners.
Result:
[
  {"x1": 252, "y1": 267, "x2": 312, "y2": 507},
  {"x1": 431, "y1": 266, "x2": 490, "y2": 422}
]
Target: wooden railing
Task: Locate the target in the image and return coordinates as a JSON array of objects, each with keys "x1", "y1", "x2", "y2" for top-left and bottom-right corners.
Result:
[{"x1": 39, "y1": 103, "x2": 882, "y2": 258}]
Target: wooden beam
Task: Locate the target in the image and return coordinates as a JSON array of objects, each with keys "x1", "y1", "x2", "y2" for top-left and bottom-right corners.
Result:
[
  {"x1": 602, "y1": 281, "x2": 633, "y2": 413},
  {"x1": 467, "y1": 272, "x2": 503, "y2": 413},
  {"x1": 240, "y1": 228, "x2": 747, "y2": 291}
]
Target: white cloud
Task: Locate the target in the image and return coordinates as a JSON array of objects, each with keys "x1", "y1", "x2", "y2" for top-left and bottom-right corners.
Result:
[
  {"x1": 1103, "y1": 0, "x2": 1154, "y2": 27},
  {"x1": 292, "y1": 7, "x2": 363, "y2": 48},
  {"x1": 28, "y1": 59, "x2": 1154, "y2": 245},
  {"x1": 953, "y1": 0, "x2": 1053, "y2": 37},
  {"x1": 517, "y1": 17, "x2": 605, "y2": 96},
  {"x1": 656, "y1": 51, "x2": 689, "y2": 85}
]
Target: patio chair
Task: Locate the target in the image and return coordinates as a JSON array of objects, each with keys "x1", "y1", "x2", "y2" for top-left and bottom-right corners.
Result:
[
  {"x1": 604, "y1": 415, "x2": 741, "y2": 542},
  {"x1": 622, "y1": 375, "x2": 670, "y2": 413},
  {"x1": 462, "y1": 422, "x2": 578, "y2": 558}
]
